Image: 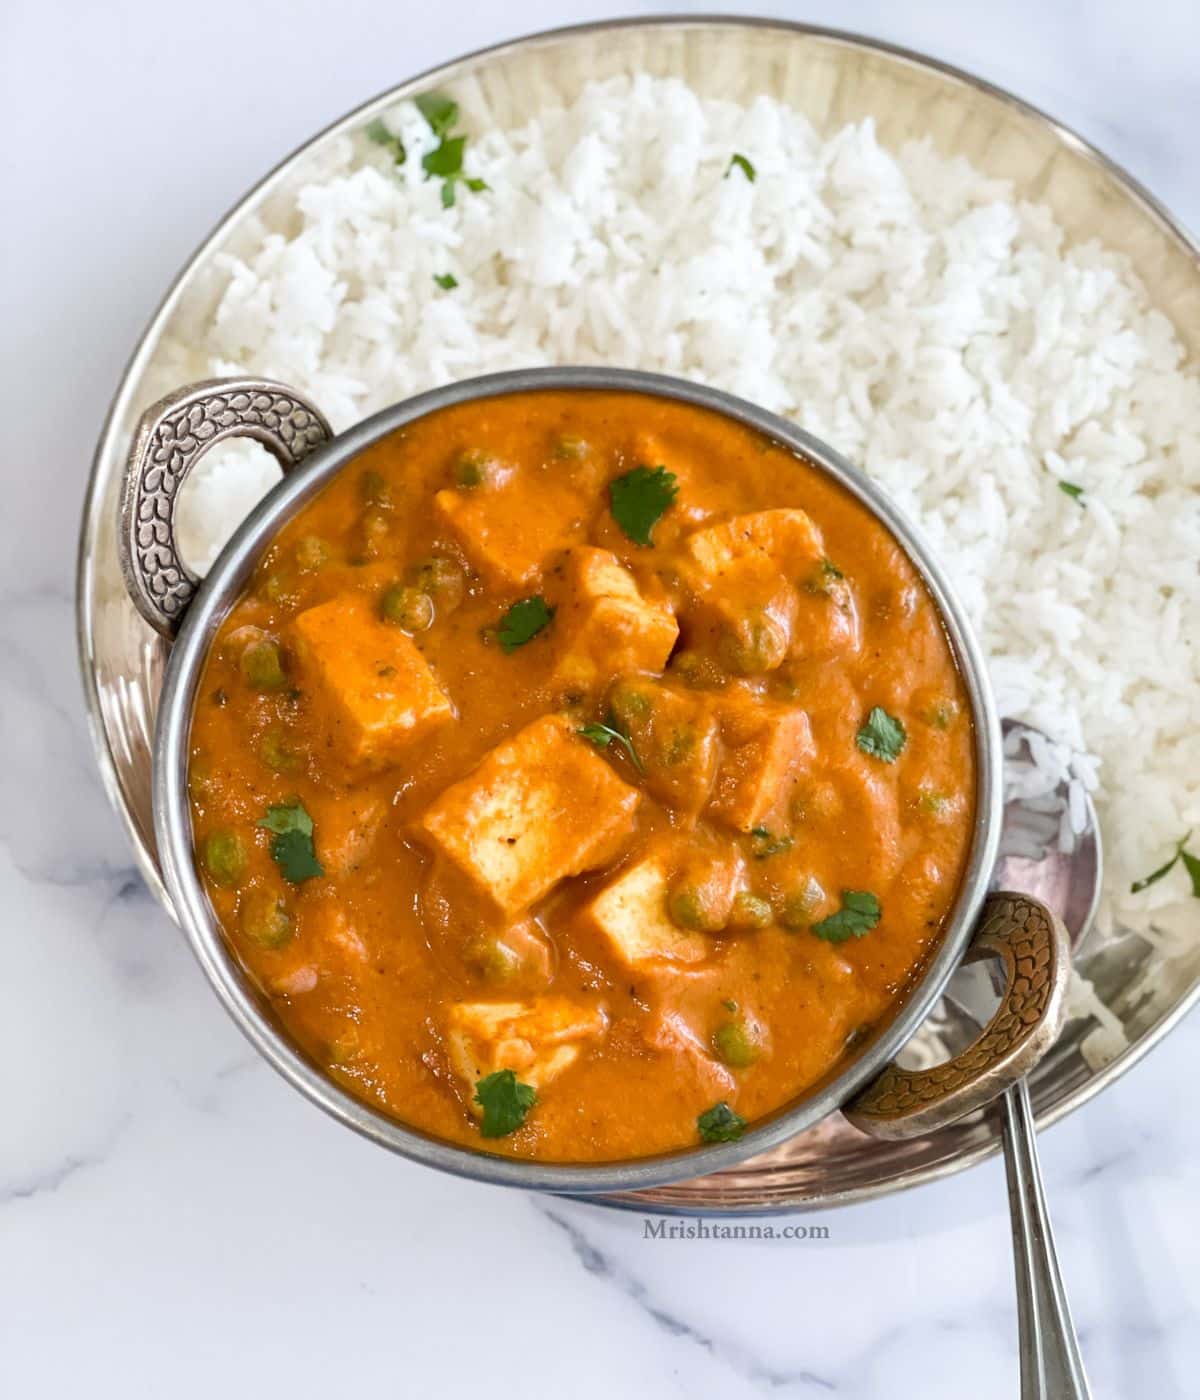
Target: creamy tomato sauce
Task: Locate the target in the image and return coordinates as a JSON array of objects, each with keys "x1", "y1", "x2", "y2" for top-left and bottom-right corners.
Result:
[{"x1": 188, "y1": 390, "x2": 976, "y2": 1161}]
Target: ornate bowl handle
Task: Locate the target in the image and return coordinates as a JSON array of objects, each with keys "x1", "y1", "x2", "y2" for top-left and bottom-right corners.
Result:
[
  {"x1": 845, "y1": 892, "x2": 1071, "y2": 1139},
  {"x1": 118, "y1": 377, "x2": 333, "y2": 638}
]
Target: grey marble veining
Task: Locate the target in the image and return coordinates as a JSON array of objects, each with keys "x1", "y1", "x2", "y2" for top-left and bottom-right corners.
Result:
[{"x1": 2, "y1": 0, "x2": 1198, "y2": 1395}]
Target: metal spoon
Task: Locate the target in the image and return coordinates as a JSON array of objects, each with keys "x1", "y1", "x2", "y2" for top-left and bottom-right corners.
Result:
[{"x1": 947, "y1": 719, "x2": 1100, "y2": 1398}]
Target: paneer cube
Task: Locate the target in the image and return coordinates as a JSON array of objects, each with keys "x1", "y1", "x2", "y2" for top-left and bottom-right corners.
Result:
[
  {"x1": 433, "y1": 476, "x2": 590, "y2": 591},
  {"x1": 548, "y1": 548, "x2": 678, "y2": 692},
  {"x1": 579, "y1": 856, "x2": 711, "y2": 968},
  {"x1": 683, "y1": 509, "x2": 825, "y2": 578},
  {"x1": 287, "y1": 594, "x2": 453, "y2": 769},
  {"x1": 414, "y1": 714, "x2": 641, "y2": 917},
  {"x1": 447, "y1": 997, "x2": 608, "y2": 1101},
  {"x1": 708, "y1": 694, "x2": 815, "y2": 832},
  {"x1": 608, "y1": 676, "x2": 719, "y2": 813}
]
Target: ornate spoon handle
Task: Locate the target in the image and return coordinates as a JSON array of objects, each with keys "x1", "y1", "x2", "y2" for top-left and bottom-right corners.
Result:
[{"x1": 1001, "y1": 1079, "x2": 1092, "y2": 1399}]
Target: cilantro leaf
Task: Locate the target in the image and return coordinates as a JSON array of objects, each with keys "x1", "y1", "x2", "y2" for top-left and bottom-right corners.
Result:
[
  {"x1": 474, "y1": 1068, "x2": 537, "y2": 1138},
  {"x1": 259, "y1": 801, "x2": 313, "y2": 837},
  {"x1": 1130, "y1": 832, "x2": 1199, "y2": 895},
  {"x1": 422, "y1": 134, "x2": 465, "y2": 179},
  {"x1": 697, "y1": 1102, "x2": 747, "y2": 1143},
  {"x1": 811, "y1": 890, "x2": 881, "y2": 943},
  {"x1": 1059, "y1": 480, "x2": 1085, "y2": 503},
  {"x1": 433, "y1": 272, "x2": 458, "y2": 290},
  {"x1": 258, "y1": 801, "x2": 324, "y2": 884},
  {"x1": 365, "y1": 118, "x2": 406, "y2": 165},
  {"x1": 412, "y1": 95, "x2": 486, "y2": 209},
  {"x1": 726, "y1": 153, "x2": 757, "y2": 182},
  {"x1": 415, "y1": 93, "x2": 458, "y2": 138},
  {"x1": 750, "y1": 827, "x2": 793, "y2": 859},
  {"x1": 856, "y1": 707, "x2": 907, "y2": 763},
  {"x1": 610, "y1": 465, "x2": 679, "y2": 547},
  {"x1": 496, "y1": 596, "x2": 554, "y2": 653},
  {"x1": 578, "y1": 718, "x2": 645, "y2": 774}
]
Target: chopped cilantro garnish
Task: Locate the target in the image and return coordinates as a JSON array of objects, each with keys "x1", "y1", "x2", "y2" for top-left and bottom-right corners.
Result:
[
  {"x1": 578, "y1": 717, "x2": 645, "y2": 774},
  {"x1": 415, "y1": 93, "x2": 458, "y2": 137},
  {"x1": 433, "y1": 272, "x2": 458, "y2": 290},
  {"x1": 258, "y1": 801, "x2": 324, "y2": 884},
  {"x1": 609, "y1": 465, "x2": 679, "y2": 547},
  {"x1": 474, "y1": 1068, "x2": 537, "y2": 1137},
  {"x1": 415, "y1": 93, "x2": 486, "y2": 209},
  {"x1": 1059, "y1": 480, "x2": 1085, "y2": 503},
  {"x1": 811, "y1": 890, "x2": 881, "y2": 943},
  {"x1": 697, "y1": 1102, "x2": 747, "y2": 1143},
  {"x1": 1131, "y1": 832, "x2": 1200, "y2": 896},
  {"x1": 750, "y1": 827, "x2": 793, "y2": 859},
  {"x1": 423, "y1": 134, "x2": 465, "y2": 179},
  {"x1": 726, "y1": 153, "x2": 757, "y2": 182},
  {"x1": 365, "y1": 117, "x2": 406, "y2": 165},
  {"x1": 496, "y1": 596, "x2": 555, "y2": 653},
  {"x1": 856, "y1": 706, "x2": 907, "y2": 763}
]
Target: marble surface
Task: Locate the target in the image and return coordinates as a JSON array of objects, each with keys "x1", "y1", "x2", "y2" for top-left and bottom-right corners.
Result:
[{"x1": 3, "y1": 0, "x2": 1199, "y2": 1394}]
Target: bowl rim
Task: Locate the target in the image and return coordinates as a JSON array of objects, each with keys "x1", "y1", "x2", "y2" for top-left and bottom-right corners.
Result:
[{"x1": 153, "y1": 365, "x2": 1003, "y2": 1193}]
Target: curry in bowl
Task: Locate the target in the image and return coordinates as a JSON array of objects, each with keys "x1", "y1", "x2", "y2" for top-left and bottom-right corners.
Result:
[{"x1": 186, "y1": 389, "x2": 975, "y2": 1161}]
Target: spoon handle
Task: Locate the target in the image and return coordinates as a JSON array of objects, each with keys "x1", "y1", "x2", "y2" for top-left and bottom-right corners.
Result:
[{"x1": 1001, "y1": 1079, "x2": 1092, "y2": 1399}]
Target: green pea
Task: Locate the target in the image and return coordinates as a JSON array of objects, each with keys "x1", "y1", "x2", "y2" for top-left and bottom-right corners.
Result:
[
  {"x1": 610, "y1": 682, "x2": 653, "y2": 727},
  {"x1": 359, "y1": 469, "x2": 392, "y2": 507},
  {"x1": 729, "y1": 891, "x2": 773, "y2": 929},
  {"x1": 240, "y1": 639, "x2": 286, "y2": 692},
  {"x1": 712, "y1": 1018, "x2": 761, "y2": 1068},
  {"x1": 464, "y1": 935, "x2": 522, "y2": 984},
  {"x1": 717, "y1": 615, "x2": 788, "y2": 675},
  {"x1": 924, "y1": 698, "x2": 959, "y2": 730},
  {"x1": 661, "y1": 725, "x2": 697, "y2": 766},
  {"x1": 380, "y1": 584, "x2": 435, "y2": 633},
  {"x1": 203, "y1": 830, "x2": 247, "y2": 887},
  {"x1": 411, "y1": 556, "x2": 466, "y2": 613},
  {"x1": 258, "y1": 727, "x2": 300, "y2": 774},
  {"x1": 779, "y1": 876, "x2": 825, "y2": 931},
  {"x1": 668, "y1": 650, "x2": 724, "y2": 689},
  {"x1": 240, "y1": 889, "x2": 293, "y2": 949},
  {"x1": 356, "y1": 507, "x2": 390, "y2": 560},
  {"x1": 668, "y1": 884, "x2": 726, "y2": 934},
  {"x1": 295, "y1": 534, "x2": 330, "y2": 572},
  {"x1": 262, "y1": 571, "x2": 294, "y2": 603},
  {"x1": 553, "y1": 434, "x2": 589, "y2": 460},
  {"x1": 452, "y1": 449, "x2": 498, "y2": 488}
]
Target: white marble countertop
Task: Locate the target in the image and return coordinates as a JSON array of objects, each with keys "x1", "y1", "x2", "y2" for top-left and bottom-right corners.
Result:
[{"x1": 3, "y1": 0, "x2": 1198, "y2": 1394}]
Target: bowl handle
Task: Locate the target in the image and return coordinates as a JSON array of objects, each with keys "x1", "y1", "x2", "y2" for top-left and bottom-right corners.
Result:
[
  {"x1": 844, "y1": 892, "x2": 1071, "y2": 1139},
  {"x1": 118, "y1": 377, "x2": 333, "y2": 638}
]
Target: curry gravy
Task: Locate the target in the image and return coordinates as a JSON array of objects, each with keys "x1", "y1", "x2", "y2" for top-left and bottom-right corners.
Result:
[{"x1": 188, "y1": 391, "x2": 976, "y2": 1161}]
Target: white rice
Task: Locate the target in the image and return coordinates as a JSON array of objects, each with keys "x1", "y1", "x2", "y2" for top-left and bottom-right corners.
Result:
[{"x1": 165, "y1": 75, "x2": 1200, "y2": 1063}]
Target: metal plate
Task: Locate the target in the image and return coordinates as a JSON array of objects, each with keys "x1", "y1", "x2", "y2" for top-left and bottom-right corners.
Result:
[{"x1": 76, "y1": 17, "x2": 1200, "y2": 1213}]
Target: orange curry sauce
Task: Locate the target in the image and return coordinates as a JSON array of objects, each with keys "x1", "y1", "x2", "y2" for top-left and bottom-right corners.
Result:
[{"x1": 188, "y1": 390, "x2": 976, "y2": 1161}]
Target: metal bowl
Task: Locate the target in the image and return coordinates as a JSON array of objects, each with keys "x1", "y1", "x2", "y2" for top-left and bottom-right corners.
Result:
[
  {"x1": 77, "y1": 18, "x2": 1200, "y2": 1211},
  {"x1": 127, "y1": 364, "x2": 1043, "y2": 1192}
]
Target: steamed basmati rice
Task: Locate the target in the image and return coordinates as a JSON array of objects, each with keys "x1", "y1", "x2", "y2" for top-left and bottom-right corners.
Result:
[{"x1": 165, "y1": 76, "x2": 1200, "y2": 1062}]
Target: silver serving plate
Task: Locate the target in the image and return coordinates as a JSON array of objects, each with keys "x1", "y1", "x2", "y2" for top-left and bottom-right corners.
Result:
[{"x1": 76, "y1": 17, "x2": 1200, "y2": 1212}]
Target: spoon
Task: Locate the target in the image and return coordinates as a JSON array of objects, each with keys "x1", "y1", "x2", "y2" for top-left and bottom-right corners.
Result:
[{"x1": 947, "y1": 719, "x2": 1099, "y2": 1398}]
